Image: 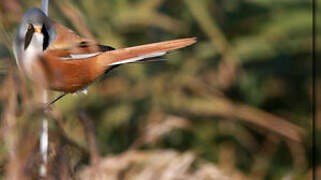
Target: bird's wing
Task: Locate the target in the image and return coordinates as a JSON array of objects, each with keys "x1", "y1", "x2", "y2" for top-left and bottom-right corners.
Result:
[
  {"x1": 48, "y1": 22, "x2": 87, "y2": 49},
  {"x1": 47, "y1": 22, "x2": 114, "y2": 55},
  {"x1": 45, "y1": 43, "x2": 115, "y2": 60},
  {"x1": 45, "y1": 22, "x2": 115, "y2": 59}
]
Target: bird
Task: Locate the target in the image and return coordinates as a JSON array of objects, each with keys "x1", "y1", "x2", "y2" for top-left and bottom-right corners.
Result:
[{"x1": 13, "y1": 8, "x2": 197, "y2": 106}]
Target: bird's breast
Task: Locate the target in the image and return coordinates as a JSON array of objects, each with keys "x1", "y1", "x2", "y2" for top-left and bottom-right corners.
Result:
[
  {"x1": 23, "y1": 33, "x2": 44, "y2": 74},
  {"x1": 39, "y1": 54, "x2": 108, "y2": 93}
]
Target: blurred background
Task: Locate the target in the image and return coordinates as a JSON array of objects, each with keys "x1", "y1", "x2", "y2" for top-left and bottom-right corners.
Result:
[{"x1": 0, "y1": 0, "x2": 318, "y2": 179}]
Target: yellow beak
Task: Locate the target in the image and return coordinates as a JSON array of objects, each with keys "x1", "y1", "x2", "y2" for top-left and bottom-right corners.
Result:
[{"x1": 35, "y1": 27, "x2": 42, "y2": 33}]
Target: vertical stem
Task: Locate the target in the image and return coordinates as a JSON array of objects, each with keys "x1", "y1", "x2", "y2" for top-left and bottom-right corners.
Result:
[
  {"x1": 40, "y1": 0, "x2": 49, "y2": 177},
  {"x1": 79, "y1": 112, "x2": 101, "y2": 164},
  {"x1": 40, "y1": 91, "x2": 48, "y2": 177},
  {"x1": 42, "y1": 0, "x2": 49, "y2": 16}
]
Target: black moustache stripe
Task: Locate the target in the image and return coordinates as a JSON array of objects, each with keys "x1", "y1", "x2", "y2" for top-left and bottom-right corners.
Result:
[
  {"x1": 24, "y1": 25, "x2": 34, "y2": 50},
  {"x1": 42, "y1": 24, "x2": 49, "y2": 51}
]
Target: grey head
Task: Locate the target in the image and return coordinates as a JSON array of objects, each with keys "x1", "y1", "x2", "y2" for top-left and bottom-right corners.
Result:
[
  {"x1": 13, "y1": 8, "x2": 56, "y2": 68},
  {"x1": 23, "y1": 8, "x2": 49, "y2": 28}
]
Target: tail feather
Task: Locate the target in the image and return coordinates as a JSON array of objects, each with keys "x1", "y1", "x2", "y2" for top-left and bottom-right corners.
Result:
[
  {"x1": 98, "y1": 37, "x2": 197, "y2": 67},
  {"x1": 109, "y1": 51, "x2": 167, "y2": 66}
]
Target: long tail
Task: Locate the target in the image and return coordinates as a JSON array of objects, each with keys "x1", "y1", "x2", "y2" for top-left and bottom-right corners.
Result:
[{"x1": 97, "y1": 37, "x2": 197, "y2": 67}]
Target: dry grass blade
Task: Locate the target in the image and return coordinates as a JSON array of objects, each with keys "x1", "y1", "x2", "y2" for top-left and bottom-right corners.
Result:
[
  {"x1": 131, "y1": 111, "x2": 191, "y2": 149},
  {"x1": 79, "y1": 111, "x2": 101, "y2": 164},
  {"x1": 248, "y1": 134, "x2": 280, "y2": 179},
  {"x1": 177, "y1": 79, "x2": 305, "y2": 142},
  {"x1": 77, "y1": 150, "x2": 231, "y2": 180},
  {"x1": 184, "y1": 0, "x2": 239, "y2": 88},
  {"x1": 138, "y1": 0, "x2": 165, "y2": 10},
  {"x1": 167, "y1": 93, "x2": 304, "y2": 142},
  {"x1": 55, "y1": 1, "x2": 95, "y2": 39},
  {"x1": 234, "y1": 103, "x2": 304, "y2": 142},
  {"x1": 113, "y1": 6, "x2": 186, "y2": 33},
  {"x1": 1, "y1": 73, "x2": 39, "y2": 179}
]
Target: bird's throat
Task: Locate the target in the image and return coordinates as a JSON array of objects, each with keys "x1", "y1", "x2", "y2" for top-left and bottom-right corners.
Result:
[{"x1": 24, "y1": 33, "x2": 44, "y2": 75}]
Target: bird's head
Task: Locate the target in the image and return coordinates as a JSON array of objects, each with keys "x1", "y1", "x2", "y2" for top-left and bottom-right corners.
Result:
[{"x1": 16, "y1": 8, "x2": 55, "y2": 52}]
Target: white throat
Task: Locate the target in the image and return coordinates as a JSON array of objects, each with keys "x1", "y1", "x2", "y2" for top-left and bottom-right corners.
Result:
[{"x1": 23, "y1": 32, "x2": 44, "y2": 73}]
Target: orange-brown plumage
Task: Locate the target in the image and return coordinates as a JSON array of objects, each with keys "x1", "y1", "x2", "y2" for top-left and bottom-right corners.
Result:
[
  {"x1": 14, "y1": 7, "x2": 197, "y2": 107},
  {"x1": 37, "y1": 37, "x2": 196, "y2": 93}
]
